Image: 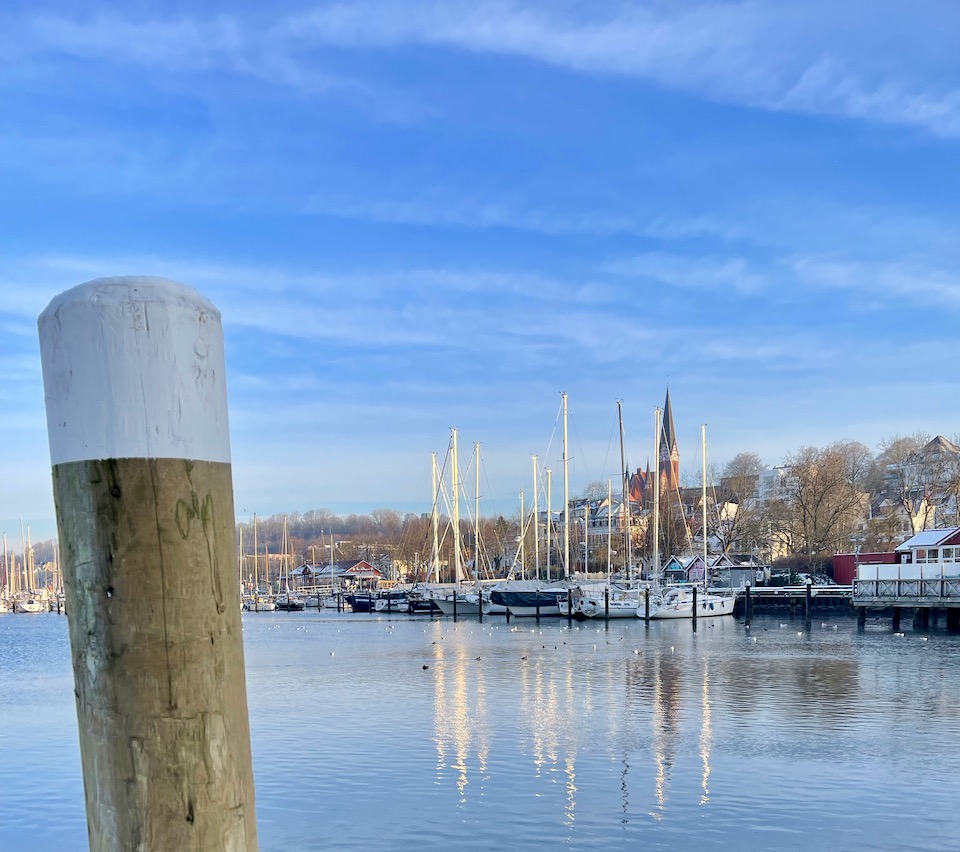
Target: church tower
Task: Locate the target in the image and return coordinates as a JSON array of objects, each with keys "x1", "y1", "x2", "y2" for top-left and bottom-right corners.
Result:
[{"x1": 659, "y1": 388, "x2": 680, "y2": 492}]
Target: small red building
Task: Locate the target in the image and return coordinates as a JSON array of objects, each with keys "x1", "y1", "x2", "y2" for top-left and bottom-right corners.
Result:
[{"x1": 832, "y1": 551, "x2": 898, "y2": 585}]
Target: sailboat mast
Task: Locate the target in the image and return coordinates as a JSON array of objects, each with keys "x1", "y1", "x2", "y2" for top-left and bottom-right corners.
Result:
[
  {"x1": 607, "y1": 478, "x2": 613, "y2": 581},
  {"x1": 653, "y1": 407, "x2": 662, "y2": 579},
  {"x1": 474, "y1": 442, "x2": 481, "y2": 582},
  {"x1": 562, "y1": 391, "x2": 570, "y2": 581},
  {"x1": 238, "y1": 526, "x2": 244, "y2": 592},
  {"x1": 702, "y1": 423, "x2": 708, "y2": 590},
  {"x1": 546, "y1": 468, "x2": 552, "y2": 583},
  {"x1": 329, "y1": 532, "x2": 335, "y2": 591},
  {"x1": 253, "y1": 513, "x2": 259, "y2": 590},
  {"x1": 519, "y1": 489, "x2": 525, "y2": 580},
  {"x1": 431, "y1": 452, "x2": 440, "y2": 584},
  {"x1": 452, "y1": 428, "x2": 461, "y2": 587},
  {"x1": 618, "y1": 400, "x2": 632, "y2": 581},
  {"x1": 20, "y1": 517, "x2": 26, "y2": 593},
  {"x1": 532, "y1": 455, "x2": 540, "y2": 580}
]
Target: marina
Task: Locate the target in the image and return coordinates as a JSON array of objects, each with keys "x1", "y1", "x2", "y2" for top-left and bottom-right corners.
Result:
[{"x1": 3, "y1": 609, "x2": 960, "y2": 851}]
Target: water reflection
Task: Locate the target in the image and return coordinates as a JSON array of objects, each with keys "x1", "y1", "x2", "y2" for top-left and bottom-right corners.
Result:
[
  {"x1": 428, "y1": 623, "x2": 730, "y2": 824},
  {"x1": 6, "y1": 614, "x2": 960, "y2": 851},
  {"x1": 427, "y1": 617, "x2": 873, "y2": 827}
]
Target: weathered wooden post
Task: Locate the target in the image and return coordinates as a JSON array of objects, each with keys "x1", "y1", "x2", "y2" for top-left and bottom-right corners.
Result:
[
  {"x1": 39, "y1": 277, "x2": 258, "y2": 852},
  {"x1": 804, "y1": 578, "x2": 812, "y2": 625},
  {"x1": 892, "y1": 607, "x2": 901, "y2": 632},
  {"x1": 744, "y1": 582, "x2": 752, "y2": 626},
  {"x1": 691, "y1": 585, "x2": 697, "y2": 630},
  {"x1": 644, "y1": 585, "x2": 650, "y2": 623},
  {"x1": 912, "y1": 608, "x2": 923, "y2": 631},
  {"x1": 604, "y1": 586, "x2": 609, "y2": 620}
]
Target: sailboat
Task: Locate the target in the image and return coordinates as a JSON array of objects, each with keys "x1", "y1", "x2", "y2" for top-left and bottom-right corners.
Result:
[
  {"x1": 489, "y1": 393, "x2": 572, "y2": 617},
  {"x1": 243, "y1": 514, "x2": 275, "y2": 611},
  {"x1": 434, "y1": 433, "x2": 488, "y2": 617},
  {"x1": 644, "y1": 423, "x2": 735, "y2": 620},
  {"x1": 275, "y1": 517, "x2": 305, "y2": 611},
  {"x1": 574, "y1": 403, "x2": 644, "y2": 619}
]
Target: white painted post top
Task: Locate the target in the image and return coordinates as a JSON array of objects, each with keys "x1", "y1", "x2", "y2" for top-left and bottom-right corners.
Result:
[{"x1": 39, "y1": 276, "x2": 232, "y2": 465}]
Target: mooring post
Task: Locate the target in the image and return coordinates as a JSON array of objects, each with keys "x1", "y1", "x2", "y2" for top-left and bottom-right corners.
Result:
[
  {"x1": 744, "y1": 582, "x2": 752, "y2": 626},
  {"x1": 644, "y1": 585, "x2": 650, "y2": 623},
  {"x1": 535, "y1": 590, "x2": 541, "y2": 622},
  {"x1": 39, "y1": 277, "x2": 258, "y2": 852},
  {"x1": 805, "y1": 578, "x2": 812, "y2": 625},
  {"x1": 453, "y1": 591, "x2": 458, "y2": 621},
  {"x1": 567, "y1": 589, "x2": 573, "y2": 623},
  {"x1": 604, "y1": 587, "x2": 609, "y2": 620}
]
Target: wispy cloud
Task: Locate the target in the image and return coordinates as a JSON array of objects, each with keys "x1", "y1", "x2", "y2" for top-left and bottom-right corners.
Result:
[
  {"x1": 605, "y1": 252, "x2": 768, "y2": 296},
  {"x1": 11, "y1": 1, "x2": 960, "y2": 135},
  {"x1": 788, "y1": 255, "x2": 960, "y2": 310}
]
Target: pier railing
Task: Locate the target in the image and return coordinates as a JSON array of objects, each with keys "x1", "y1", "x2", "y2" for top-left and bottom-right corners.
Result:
[{"x1": 854, "y1": 563, "x2": 960, "y2": 604}]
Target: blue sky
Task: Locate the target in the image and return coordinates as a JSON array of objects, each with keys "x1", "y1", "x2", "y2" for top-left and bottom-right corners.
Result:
[{"x1": 3, "y1": 0, "x2": 960, "y2": 543}]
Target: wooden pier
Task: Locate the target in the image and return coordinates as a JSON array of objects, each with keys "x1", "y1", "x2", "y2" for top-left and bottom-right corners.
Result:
[
  {"x1": 854, "y1": 563, "x2": 960, "y2": 631},
  {"x1": 734, "y1": 584, "x2": 853, "y2": 616}
]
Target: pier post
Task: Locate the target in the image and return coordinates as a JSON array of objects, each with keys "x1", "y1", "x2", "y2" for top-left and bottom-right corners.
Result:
[
  {"x1": 931, "y1": 607, "x2": 939, "y2": 629},
  {"x1": 744, "y1": 582, "x2": 751, "y2": 626},
  {"x1": 892, "y1": 608, "x2": 901, "y2": 632},
  {"x1": 452, "y1": 592, "x2": 458, "y2": 621},
  {"x1": 804, "y1": 579, "x2": 812, "y2": 625},
  {"x1": 857, "y1": 606, "x2": 866, "y2": 630},
  {"x1": 692, "y1": 585, "x2": 697, "y2": 629},
  {"x1": 947, "y1": 608, "x2": 960, "y2": 632},
  {"x1": 535, "y1": 590, "x2": 541, "y2": 622},
  {"x1": 39, "y1": 278, "x2": 258, "y2": 851},
  {"x1": 921, "y1": 608, "x2": 930, "y2": 630},
  {"x1": 604, "y1": 587, "x2": 609, "y2": 620},
  {"x1": 644, "y1": 585, "x2": 650, "y2": 623},
  {"x1": 912, "y1": 608, "x2": 923, "y2": 631},
  {"x1": 567, "y1": 589, "x2": 573, "y2": 624}
]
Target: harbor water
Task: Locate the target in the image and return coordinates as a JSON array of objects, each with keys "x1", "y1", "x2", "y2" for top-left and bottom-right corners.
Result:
[{"x1": 2, "y1": 610, "x2": 960, "y2": 851}]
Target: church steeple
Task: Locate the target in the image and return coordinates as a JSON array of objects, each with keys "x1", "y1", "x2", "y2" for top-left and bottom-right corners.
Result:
[{"x1": 659, "y1": 387, "x2": 680, "y2": 490}]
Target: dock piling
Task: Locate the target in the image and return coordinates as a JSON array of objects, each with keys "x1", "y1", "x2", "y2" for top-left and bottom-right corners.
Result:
[{"x1": 39, "y1": 277, "x2": 258, "y2": 851}]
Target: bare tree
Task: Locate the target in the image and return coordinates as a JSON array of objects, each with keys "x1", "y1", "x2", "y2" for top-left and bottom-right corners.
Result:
[
  {"x1": 581, "y1": 480, "x2": 609, "y2": 501},
  {"x1": 877, "y1": 432, "x2": 938, "y2": 533},
  {"x1": 712, "y1": 451, "x2": 763, "y2": 554},
  {"x1": 782, "y1": 441, "x2": 871, "y2": 564}
]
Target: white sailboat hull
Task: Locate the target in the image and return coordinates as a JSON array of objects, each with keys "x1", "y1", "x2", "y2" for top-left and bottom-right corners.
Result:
[
  {"x1": 644, "y1": 592, "x2": 736, "y2": 620},
  {"x1": 433, "y1": 594, "x2": 482, "y2": 616}
]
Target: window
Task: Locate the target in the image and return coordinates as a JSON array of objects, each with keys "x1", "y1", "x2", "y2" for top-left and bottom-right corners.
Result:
[
  {"x1": 916, "y1": 548, "x2": 927, "y2": 562},
  {"x1": 943, "y1": 548, "x2": 954, "y2": 561},
  {"x1": 929, "y1": 549, "x2": 939, "y2": 562}
]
